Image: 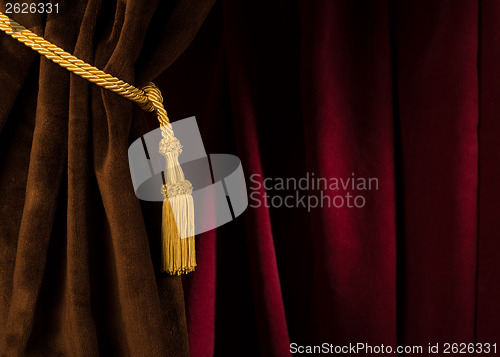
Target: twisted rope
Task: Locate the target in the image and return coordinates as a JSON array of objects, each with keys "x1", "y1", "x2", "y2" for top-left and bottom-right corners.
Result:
[{"x1": 0, "y1": 11, "x2": 171, "y2": 130}]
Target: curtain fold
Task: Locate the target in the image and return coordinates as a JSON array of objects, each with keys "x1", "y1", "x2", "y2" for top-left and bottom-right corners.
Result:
[
  {"x1": 0, "y1": 0, "x2": 214, "y2": 355},
  {"x1": 478, "y1": 0, "x2": 500, "y2": 344},
  {"x1": 156, "y1": 1, "x2": 500, "y2": 356},
  {"x1": 393, "y1": 0, "x2": 479, "y2": 347},
  {"x1": 3, "y1": 0, "x2": 500, "y2": 356}
]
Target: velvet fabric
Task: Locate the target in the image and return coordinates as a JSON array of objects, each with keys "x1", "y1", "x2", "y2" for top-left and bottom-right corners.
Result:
[
  {"x1": 0, "y1": 0, "x2": 214, "y2": 355},
  {"x1": 156, "y1": 1, "x2": 500, "y2": 356},
  {"x1": 2, "y1": 0, "x2": 500, "y2": 356}
]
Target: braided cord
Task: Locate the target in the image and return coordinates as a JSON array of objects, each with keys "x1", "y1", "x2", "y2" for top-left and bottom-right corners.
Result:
[{"x1": 0, "y1": 11, "x2": 171, "y2": 128}]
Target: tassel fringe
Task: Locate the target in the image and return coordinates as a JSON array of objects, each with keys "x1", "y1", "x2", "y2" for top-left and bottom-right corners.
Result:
[{"x1": 162, "y1": 192, "x2": 196, "y2": 275}]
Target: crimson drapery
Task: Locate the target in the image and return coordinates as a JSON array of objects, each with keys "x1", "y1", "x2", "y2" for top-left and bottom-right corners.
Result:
[
  {"x1": 0, "y1": 1, "x2": 214, "y2": 355},
  {"x1": 157, "y1": 1, "x2": 500, "y2": 356}
]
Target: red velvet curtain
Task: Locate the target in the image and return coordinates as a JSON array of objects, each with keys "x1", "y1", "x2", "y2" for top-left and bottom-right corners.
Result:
[
  {"x1": 0, "y1": 1, "x2": 214, "y2": 355},
  {"x1": 156, "y1": 1, "x2": 500, "y2": 356}
]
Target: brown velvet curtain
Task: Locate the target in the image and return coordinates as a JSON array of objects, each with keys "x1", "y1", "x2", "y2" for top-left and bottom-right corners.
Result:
[{"x1": 0, "y1": 0, "x2": 214, "y2": 355}]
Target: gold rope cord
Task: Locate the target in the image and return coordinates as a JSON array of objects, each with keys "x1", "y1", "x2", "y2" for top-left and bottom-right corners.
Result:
[
  {"x1": 0, "y1": 11, "x2": 169, "y2": 127},
  {"x1": 0, "y1": 11, "x2": 196, "y2": 275}
]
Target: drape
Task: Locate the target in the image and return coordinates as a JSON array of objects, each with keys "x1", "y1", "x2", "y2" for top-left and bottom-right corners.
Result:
[
  {"x1": 155, "y1": 1, "x2": 500, "y2": 356},
  {"x1": 0, "y1": 0, "x2": 214, "y2": 355},
  {"x1": 3, "y1": 0, "x2": 500, "y2": 356}
]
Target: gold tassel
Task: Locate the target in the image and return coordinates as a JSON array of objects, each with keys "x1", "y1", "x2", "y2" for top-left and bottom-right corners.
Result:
[
  {"x1": 159, "y1": 128, "x2": 196, "y2": 275},
  {"x1": 140, "y1": 83, "x2": 196, "y2": 275}
]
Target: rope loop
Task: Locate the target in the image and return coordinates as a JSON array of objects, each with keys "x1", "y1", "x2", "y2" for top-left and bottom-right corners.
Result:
[
  {"x1": 139, "y1": 82, "x2": 171, "y2": 128},
  {"x1": 139, "y1": 82, "x2": 164, "y2": 112}
]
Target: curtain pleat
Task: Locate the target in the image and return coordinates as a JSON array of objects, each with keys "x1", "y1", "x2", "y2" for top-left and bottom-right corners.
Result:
[
  {"x1": 157, "y1": 1, "x2": 499, "y2": 356},
  {"x1": 0, "y1": 1, "x2": 214, "y2": 355},
  {"x1": 3, "y1": 0, "x2": 500, "y2": 356}
]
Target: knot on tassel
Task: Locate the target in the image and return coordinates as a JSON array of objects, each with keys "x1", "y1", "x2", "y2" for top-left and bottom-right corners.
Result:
[
  {"x1": 138, "y1": 82, "x2": 164, "y2": 112},
  {"x1": 138, "y1": 83, "x2": 171, "y2": 129},
  {"x1": 159, "y1": 137, "x2": 182, "y2": 155},
  {"x1": 163, "y1": 180, "x2": 193, "y2": 198}
]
